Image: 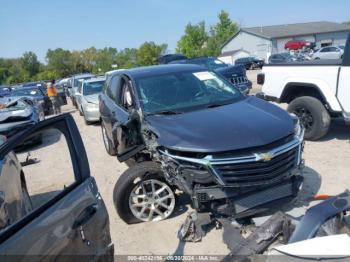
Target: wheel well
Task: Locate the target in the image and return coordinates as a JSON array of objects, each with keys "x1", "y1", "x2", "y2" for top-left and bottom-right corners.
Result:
[{"x1": 280, "y1": 84, "x2": 326, "y2": 104}]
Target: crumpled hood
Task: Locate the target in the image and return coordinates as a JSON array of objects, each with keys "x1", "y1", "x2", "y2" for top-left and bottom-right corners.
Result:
[
  {"x1": 145, "y1": 96, "x2": 295, "y2": 153},
  {"x1": 84, "y1": 94, "x2": 99, "y2": 104}
]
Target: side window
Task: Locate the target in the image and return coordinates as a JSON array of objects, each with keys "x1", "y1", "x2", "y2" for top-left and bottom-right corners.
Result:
[
  {"x1": 106, "y1": 75, "x2": 120, "y2": 101},
  {"x1": 119, "y1": 80, "x2": 134, "y2": 112},
  {"x1": 321, "y1": 47, "x2": 330, "y2": 52},
  {"x1": 328, "y1": 47, "x2": 338, "y2": 52},
  {"x1": 0, "y1": 126, "x2": 77, "y2": 231}
]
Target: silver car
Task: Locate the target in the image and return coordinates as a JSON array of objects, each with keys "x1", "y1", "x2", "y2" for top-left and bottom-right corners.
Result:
[
  {"x1": 312, "y1": 46, "x2": 344, "y2": 60},
  {"x1": 76, "y1": 77, "x2": 105, "y2": 124}
]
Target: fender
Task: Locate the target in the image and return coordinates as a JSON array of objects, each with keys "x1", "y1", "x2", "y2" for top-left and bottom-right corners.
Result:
[{"x1": 280, "y1": 77, "x2": 342, "y2": 112}]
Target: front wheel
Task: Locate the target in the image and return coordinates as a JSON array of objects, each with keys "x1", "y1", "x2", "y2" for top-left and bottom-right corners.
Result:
[
  {"x1": 114, "y1": 161, "x2": 176, "y2": 224},
  {"x1": 288, "y1": 96, "x2": 330, "y2": 140}
]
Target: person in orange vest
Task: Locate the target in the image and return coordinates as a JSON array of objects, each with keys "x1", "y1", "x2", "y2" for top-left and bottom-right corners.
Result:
[{"x1": 47, "y1": 80, "x2": 61, "y2": 115}]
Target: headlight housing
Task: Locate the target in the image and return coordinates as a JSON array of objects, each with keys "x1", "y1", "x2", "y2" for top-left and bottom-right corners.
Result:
[{"x1": 290, "y1": 113, "x2": 304, "y2": 139}]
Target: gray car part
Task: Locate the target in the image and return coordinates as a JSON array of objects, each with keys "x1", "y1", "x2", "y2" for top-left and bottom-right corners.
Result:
[{"x1": 289, "y1": 190, "x2": 350, "y2": 243}]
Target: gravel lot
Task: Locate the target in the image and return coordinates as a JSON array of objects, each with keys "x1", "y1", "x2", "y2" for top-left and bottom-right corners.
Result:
[{"x1": 53, "y1": 71, "x2": 350, "y2": 256}]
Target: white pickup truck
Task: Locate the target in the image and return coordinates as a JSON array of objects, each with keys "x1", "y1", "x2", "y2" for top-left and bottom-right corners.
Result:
[{"x1": 257, "y1": 35, "x2": 350, "y2": 140}]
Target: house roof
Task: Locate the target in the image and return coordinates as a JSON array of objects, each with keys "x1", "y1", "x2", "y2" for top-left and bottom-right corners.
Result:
[
  {"x1": 243, "y1": 21, "x2": 350, "y2": 39},
  {"x1": 222, "y1": 21, "x2": 350, "y2": 50}
]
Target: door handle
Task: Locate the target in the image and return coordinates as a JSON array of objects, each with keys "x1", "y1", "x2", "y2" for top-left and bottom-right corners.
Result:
[{"x1": 72, "y1": 204, "x2": 98, "y2": 229}]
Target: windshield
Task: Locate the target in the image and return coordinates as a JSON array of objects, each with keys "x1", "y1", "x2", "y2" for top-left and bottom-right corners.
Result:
[
  {"x1": 10, "y1": 88, "x2": 42, "y2": 97},
  {"x1": 83, "y1": 80, "x2": 105, "y2": 96},
  {"x1": 0, "y1": 100, "x2": 27, "y2": 112},
  {"x1": 136, "y1": 70, "x2": 242, "y2": 114},
  {"x1": 280, "y1": 53, "x2": 293, "y2": 59},
  {"x1": 74, "y1": 76, "x2": 92, "y2": 87},
  {"x1": 207, "y1": 59, "x2": 228, "y2": 70}
]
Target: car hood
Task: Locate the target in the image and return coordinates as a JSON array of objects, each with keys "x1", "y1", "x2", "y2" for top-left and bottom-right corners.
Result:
[
  {"x1": 145, "y1": 96, "x2": 295, "y2": 153},
  {"x1": 84, "y1": 94, "x2": 99, "y2": 104}
]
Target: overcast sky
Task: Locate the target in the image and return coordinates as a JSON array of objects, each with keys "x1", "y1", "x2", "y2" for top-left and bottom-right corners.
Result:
[{"x1": 0, "y1": 0, "x2": 349, "y2": 61}]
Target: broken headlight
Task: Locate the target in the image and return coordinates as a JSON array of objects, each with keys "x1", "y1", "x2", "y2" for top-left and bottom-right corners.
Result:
[
  {"x1": 290, "y1": 113, "x2": 304, "y2": 139},
  {"x1": 160, "y1": 149, "x2": 215, "y2": 185}
]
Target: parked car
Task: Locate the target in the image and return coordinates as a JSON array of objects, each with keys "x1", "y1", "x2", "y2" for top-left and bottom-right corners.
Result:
[
  {"x1": 169, "y1": 57, "x2": 252, "y2": 94},
  {"x1": 312, "y1": 46, "x2": 344, "y2": 60},
  {"x1": 0, "y1": 86, "x2": 11, "y2": 97},
  {"x1": 76, "y1": 77, "x2": 105, "y2": 124},
  {"x1": 235, "y1": 57, "x2": 264, "y2": 70},
  {"x1": 8, "y1": 86, "x2": 52, "y2": 115},
  {"x1": 0, "y1": 97, "x2": 44, "y2": 147},
  {"x1": 0, "y1": 113, "x2": 114, "y2": 258},
  {"x1": 99, "y1": 64, "x2": 305, "y2": 224},
  {"x1": 158, "y1": 54, "x2": 188, "y2": 64},
  {"x1": 268, "y1": 53, "x2": 298, "y2": 64},
  {"x1": 67, "y1": 73, "x2": 95, "y2": 108},
  {"x1": 256, "y1": 33, "x2": 350, "y2": 140},
  {"x1": 285, "y1": 40, "x2": 315, "y2": 50}
]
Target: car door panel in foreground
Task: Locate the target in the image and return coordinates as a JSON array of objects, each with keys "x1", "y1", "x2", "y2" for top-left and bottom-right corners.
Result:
[{"x1": 0, "y1": 114, "x2": 113, "y2": 260}]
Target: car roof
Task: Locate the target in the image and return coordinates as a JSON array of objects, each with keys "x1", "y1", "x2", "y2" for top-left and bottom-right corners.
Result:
[
  {"x1": 83, "y1": 77, "x2": 106, "y2": 83},
  {"x1": 72, "y1": 73, "x2": 94, "y2": 79},
  {"x1": 118, "y1": 64, "x2": 206, "y2": 79},
  {"x1": 15, "y1": 85, "x2": 41, "y2": 90}
]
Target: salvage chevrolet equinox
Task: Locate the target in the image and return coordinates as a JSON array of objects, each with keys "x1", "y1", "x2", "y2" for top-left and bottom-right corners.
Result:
[{"x1": 99, "y1": 64, "x2": 305, "y2": 224}]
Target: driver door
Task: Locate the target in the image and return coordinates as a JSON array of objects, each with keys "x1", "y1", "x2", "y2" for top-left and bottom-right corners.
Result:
[{"x1": 110, "y1": 78, "x2": 144, "y2": 162}]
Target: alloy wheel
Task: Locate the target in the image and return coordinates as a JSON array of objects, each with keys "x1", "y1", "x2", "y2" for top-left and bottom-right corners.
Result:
[
  {"x1": 129, "y1": 179, "x2": 175, "y2": 222},
  {"x1": 294, "y1": 107, "x2": 314, "y2": 131}
]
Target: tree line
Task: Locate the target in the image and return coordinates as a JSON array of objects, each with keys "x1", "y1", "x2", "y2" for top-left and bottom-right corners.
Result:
[{"x1": 0, "y1": 11, "x2": 238, "y2": 85}]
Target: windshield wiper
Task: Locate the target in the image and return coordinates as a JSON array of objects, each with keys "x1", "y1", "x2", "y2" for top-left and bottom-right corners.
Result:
[
  {"x1": 206, "y1": 101, "x2": 233, "y2": 108},
  {"x1": 148, "y1": 110, "x2": 182, "y2": 116}
]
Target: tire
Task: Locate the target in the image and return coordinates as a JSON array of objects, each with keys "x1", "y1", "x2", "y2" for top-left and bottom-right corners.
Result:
[
  {"x1": 288, "y1": 96, "x2": 330, "y2": 140},
  {"x1": 84, "y1": 117, "x2": 92, "y2": 125},
  {"x1": 101, "y1": 121, "x2": 117, "y2": 156},
  {"x1": 113, "y1": 161, "x2": 175, "y2": 224}
]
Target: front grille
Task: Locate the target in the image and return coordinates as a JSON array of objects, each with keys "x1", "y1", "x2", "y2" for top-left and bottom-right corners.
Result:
[
  {"x1": 231, "y1": 76, "x2": 249, "y2": 85},
  {"x1": 213, "y1": 147, "x2": 298, "y2": 187}
]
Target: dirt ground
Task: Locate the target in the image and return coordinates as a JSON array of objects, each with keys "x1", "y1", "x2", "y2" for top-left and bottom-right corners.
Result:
[{"x1": 31, "y1": 71, "x2": 350, "y2": 256}]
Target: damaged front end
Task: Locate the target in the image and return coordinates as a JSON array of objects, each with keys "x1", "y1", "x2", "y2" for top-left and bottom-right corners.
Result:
[{"x1": 158, "y1": 132, "x2": 305, "y2": 219}]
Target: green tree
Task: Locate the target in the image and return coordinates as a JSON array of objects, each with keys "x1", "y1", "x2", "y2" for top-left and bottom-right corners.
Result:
[
  {"x1": 207, "y1": 10, "x2": 239, "y2": 56},
  {"x1": 20, "y1": 51, "x2": 40, "y2": 77},
  {"x1": 115, "y1": 48, "x2": 138, "y2": 69},
  {"x1": 137, "y1": 42, "x2": 167, "y2": 66},
  {"x1": 94, "y1": 47, "x2": 118, "y2": 73},
  {"x1": 46, "y1": 48, "x2": 73, "y2": 77},
  {"x1": 176, "y1": 22, "x2": 209, "y2": 58}
]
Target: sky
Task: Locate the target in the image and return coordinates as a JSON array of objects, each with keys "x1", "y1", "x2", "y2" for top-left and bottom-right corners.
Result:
[{"x1": 0, "y1": 0, "x2": 349, "y2": 62}]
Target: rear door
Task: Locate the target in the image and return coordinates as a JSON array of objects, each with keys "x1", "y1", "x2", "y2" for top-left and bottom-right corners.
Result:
[
  {"x1": 0, "y1": 114, "x2": 113, "y2": 260},
  {"x1": 100, "y1": 74, "x2": 122, "y2": 142}
]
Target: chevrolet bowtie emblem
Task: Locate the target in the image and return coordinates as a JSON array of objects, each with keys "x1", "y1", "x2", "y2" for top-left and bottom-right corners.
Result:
[{"x1": 259, "y1": 153, "x2": 273, "y2": 162}]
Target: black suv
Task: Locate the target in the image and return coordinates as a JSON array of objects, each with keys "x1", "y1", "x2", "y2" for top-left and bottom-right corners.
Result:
[
  {"x1": 169, "y1": 57, "x2": 252, "y2": 95},
  {"x1": 99, "y1": 64, "x2": 304, "y2": 224},
  {"x1": 235, "y1": 57, "x2": 264, "y2": 70}
]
